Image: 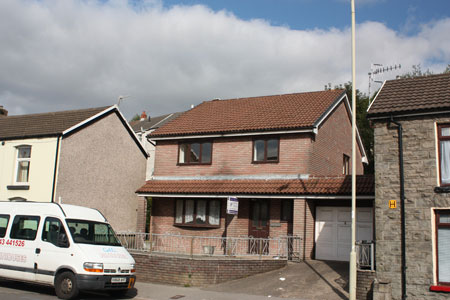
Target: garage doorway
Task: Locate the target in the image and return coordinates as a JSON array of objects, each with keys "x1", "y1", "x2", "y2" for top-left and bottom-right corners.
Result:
[{"x1": 315, "y1": 206, "x2": 373, "y2": 261}]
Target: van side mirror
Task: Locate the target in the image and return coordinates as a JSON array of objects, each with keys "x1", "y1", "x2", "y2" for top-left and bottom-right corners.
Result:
[{"x1": 57, "y1": 233, "x2": 70, "y2": 248}]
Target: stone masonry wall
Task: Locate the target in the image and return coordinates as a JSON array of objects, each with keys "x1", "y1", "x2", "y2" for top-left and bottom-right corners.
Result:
[
  {"x1": 373, "y1": 114, "x2": 450, "y2": 300},
  {"x1": 132, "y1": 252, "x2": 286, "y2": 286}
]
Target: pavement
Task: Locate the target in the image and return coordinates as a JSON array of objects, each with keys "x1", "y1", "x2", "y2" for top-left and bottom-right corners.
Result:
[{"x1": 133, "y1": 260, "x2": 349, "y2": 300}]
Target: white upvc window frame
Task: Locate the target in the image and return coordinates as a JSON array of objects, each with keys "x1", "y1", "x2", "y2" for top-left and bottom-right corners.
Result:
[{"x1": 14, "y1": 145, "x2": 31, "y2": 185}]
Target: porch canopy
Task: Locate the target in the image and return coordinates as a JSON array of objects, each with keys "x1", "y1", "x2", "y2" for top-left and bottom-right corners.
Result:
[{"x1": 136, "y1": 175, "x2": 374, "y2": 198}]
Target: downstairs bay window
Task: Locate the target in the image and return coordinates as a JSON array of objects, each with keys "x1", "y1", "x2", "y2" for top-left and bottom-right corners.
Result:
[{"x1": 174, "y1": 199, "x2": 221, "y2": 227}]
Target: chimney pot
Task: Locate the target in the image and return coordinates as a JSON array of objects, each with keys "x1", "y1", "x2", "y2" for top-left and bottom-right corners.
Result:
[{"x1": 140, "y1": 111, "x2": 147, "y2": 121}]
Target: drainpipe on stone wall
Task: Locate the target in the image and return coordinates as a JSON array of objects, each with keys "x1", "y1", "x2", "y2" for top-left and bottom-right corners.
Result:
[
  {"x1": 51, "y1": 135, "x2": 62, "y2": 202},
  {"x1": 389, "y1": 116, "x2": 406, "y2": 300}
]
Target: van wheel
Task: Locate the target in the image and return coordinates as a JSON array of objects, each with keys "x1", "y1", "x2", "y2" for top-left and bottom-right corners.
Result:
[{"x1": 55, "y1": 271, "x2": 79, "y2": 300}]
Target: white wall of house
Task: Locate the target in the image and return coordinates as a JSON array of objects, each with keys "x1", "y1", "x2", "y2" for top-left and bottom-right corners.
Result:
[
  {"x1": 136, "y1": 129, "x2": 156, "y2": 180},
  {"x1": 0, "y1": 137, "x2": 58, "y2": 202}
]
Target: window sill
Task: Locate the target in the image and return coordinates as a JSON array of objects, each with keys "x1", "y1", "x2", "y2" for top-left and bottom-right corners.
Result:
[
  {"x1": 177, "y1": 163, "x2": 212, "y2": 166},
  {"x1": 174, "y1": 223, "x2": 220, "y2": 229},
  {"x1": 434, "y1": 186, "x2": 450, "y2": 193},
  {"x1": 7, "y1": 185, "x2": 29, "y2": 190},
  {"x1": 251, "y1": 160, "x2": 279, "y2": 164},
  {"x1": 430, "y1": 285, "x2": 450, "y2": 293}
]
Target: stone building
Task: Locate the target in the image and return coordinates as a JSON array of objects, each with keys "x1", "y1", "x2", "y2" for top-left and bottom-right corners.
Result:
[{"x1": 367, "y1": 73, "x2": 450, "y2": 299}]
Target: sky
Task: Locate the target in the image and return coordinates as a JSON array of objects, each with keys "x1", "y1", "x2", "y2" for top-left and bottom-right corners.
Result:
[{"x1": 1, "y1": 0, "x2": 449, "y2": 120}]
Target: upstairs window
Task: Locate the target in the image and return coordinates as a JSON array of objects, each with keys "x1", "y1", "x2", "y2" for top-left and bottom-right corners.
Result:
[
  {"x1": 438, "y1": 124, "x2": 450, "y2": 186},
  {"x1": 15, "y1": 146, "x2": 31, "y2": 183},
  {"x1": 343, "y1": 154, "x2": 350, "y2": 175},
  {"x1": 435, "y1": 210, "x2": 450, "y2": 285},
  {"x1": 253, "y1": 138, "x2": 279, "y2": 163},
  {"x1": 178, "y1": 141, "x2": 212, "y2": 164}
]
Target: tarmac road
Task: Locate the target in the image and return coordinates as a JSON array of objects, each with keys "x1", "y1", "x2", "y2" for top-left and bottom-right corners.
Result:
[
  {"x1": 0, "y1": 278, "x2": 300, "y2": 300},
  {"x1": 0, "y1": 261, "x2": 347, "y2": 300}
]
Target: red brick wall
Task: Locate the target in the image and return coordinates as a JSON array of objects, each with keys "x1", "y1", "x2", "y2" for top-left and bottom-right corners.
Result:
[
  {"x1": 136, "y1": 197, "x2": 147, "y2": 233},
  {"x1": 309, "y1": 101, "x2": 364, "y2": 175},
  {"x1": 151, "y1": 198, "x2": 291, "y2": 238},
  {"x1": 132, "y1": 252, "x2": 287, "y2": 286},
  {"x1": 154, "y1": 134, "x2": 313, "y2": 177},
  {"x1": 293, "y1": 198, "x2": 315, "y2": 260}
]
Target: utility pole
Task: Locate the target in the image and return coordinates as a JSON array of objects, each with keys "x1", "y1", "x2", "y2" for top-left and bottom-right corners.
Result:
[{"x1": 349, "y1": 0, "x2": 357, "y2": 299}]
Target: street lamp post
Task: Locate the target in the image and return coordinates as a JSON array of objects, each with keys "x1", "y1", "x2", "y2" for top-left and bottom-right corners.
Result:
[{"x1": 349, "y1": 1, "x2": 357, "y2": 300}]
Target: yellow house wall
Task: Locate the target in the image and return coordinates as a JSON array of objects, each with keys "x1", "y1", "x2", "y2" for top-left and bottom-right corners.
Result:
[{"x1": 0, "y1": 137, "x2": 58, "y2": 202}]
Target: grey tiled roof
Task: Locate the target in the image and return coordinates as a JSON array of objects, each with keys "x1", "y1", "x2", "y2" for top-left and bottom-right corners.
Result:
[
  {"x1": 0, "y1": 106, "x2": 111, "y2": 140},
  {"x1": 367, "y1": 73, "x2": 450, "y2": 118},
  {"x1": 130, "y1": 112, "x2": 183, "y2": 132}
]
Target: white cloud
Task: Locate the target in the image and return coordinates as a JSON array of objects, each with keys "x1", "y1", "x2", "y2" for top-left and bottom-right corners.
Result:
[{"x1": 0, "y1": 0, "x2": 448, "y2": 119}]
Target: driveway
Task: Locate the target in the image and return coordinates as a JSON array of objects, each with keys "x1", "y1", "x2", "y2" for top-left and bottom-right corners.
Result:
[{"x1": 202, "y1": 260, "x2": 349, "y2": 300}]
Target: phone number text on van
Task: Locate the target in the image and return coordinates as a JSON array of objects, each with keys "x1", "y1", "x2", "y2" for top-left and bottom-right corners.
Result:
[{"x1": 0, "y1": 239, "x2": 25, "y2": 247}]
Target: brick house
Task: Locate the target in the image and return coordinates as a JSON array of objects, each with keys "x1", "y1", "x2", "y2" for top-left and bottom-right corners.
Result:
[
  {"x1": 137, "y1": 89, "x2": 374, "y2": 261},
  {"x1": 0, "y1": 105, "x2": 148, "y2": 232},
  {"x1": 367, "y1": 73, "x2": 450, "y2": 299}
]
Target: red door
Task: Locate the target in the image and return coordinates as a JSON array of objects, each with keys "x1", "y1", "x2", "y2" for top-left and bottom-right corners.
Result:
[{"x1": 249, "y1": 199, "x2": 270, "y2": 254}]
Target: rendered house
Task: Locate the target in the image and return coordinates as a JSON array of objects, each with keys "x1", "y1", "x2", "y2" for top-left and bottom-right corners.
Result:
[
  {"x1": 0, "y1": 105, "x2": 148, "y2": 232},
  {"x1": 137, "y1": 89, "x2": 374, "y2": 261},
  {"x1": 367, "y1": 73, "x2": 450, "y2": 299},
  {"x1": 130, "y1": 111, "x2": 183, "y2": 180}
]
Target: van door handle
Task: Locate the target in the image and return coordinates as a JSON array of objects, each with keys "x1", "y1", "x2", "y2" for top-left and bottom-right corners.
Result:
[{"x1": 35, "y1": 248, "x2": 41, "y2": 254}]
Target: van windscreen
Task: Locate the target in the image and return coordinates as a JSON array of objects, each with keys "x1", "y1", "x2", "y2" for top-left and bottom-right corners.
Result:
[{"x1": 65, "y1": 219, "x2": 121, "y2": 246}]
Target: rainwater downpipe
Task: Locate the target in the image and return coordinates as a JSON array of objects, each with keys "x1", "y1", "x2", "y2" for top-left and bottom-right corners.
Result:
[
  {"x1": 51, "y1": 135, "x2": 61, "y2": 202},
  {"x1": 389, "y1": 116, "x2": 406, "y2": 300}
]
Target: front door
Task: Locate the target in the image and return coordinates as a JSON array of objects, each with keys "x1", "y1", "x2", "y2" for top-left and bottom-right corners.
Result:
[{"x1": 249, "y1": 199, "x2": 270, "y2": 254}]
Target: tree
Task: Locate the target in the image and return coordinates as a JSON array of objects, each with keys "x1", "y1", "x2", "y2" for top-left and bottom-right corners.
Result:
[
  {"x1": 341, "y1": 83, "x2": 374, "y2": 174},
  {"x1": 397, "y1": 64, "x2": 433, "y2": 79},
  {"x1": 444, "y1": 64, "x2": 450, "y2": 74},
  {"x1": 130, "y1": 114, "x2": 140, "y2": 122}
]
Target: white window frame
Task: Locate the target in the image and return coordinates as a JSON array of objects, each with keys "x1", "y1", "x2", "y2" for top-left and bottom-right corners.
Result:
[
  {"x1": 432, "y1": 208, "x2": 450, "y2": 287},
  {"x1": 14, "y1": 145, "x2": 31, "y2": 185}
]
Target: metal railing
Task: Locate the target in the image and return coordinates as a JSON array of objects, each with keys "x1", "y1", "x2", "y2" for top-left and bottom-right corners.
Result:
[
  {"x1": 356, "y1": 240, "x2": 374, "y2": 271},
  {"x1": 117, "y1": 233, "x2": 301, "y2": 260}
]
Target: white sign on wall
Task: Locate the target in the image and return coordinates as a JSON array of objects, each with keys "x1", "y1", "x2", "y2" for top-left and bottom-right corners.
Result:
[{"x1": 227, "y1": 197, "x2": 239, "y2": 215}]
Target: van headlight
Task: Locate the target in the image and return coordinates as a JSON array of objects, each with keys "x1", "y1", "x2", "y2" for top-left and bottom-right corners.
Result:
[
  {"x1": 131, "y1": 263, "x2": 136, "y2": 273},
  {"x1": 83, "y1": 262, "x2": 103, "y2": 273}
]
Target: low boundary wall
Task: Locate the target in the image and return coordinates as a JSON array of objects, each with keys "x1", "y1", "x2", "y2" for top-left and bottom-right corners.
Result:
[
  {"x1": 357, "y1": 269, "x2": 376, "y2": 300},
  {"x1": 131, "y1": 252, "x2": 287, "y2": 287}
]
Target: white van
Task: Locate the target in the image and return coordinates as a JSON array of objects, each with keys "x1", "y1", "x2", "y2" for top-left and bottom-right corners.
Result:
[{"x1": 0, "y1": 201, "x2": 136, "y2": 299}]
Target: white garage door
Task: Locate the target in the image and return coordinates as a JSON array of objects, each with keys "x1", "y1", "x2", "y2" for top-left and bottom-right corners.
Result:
[{"x1": 315, "y1": 206, "x2": 373, "y2": 261}]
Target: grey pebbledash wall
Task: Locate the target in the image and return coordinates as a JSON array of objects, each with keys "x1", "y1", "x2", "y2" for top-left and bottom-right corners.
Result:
[
  {"x1": 372, "y1": 114, "x2": 450, "y2": 300},
  {"x1": 56, "y1": 112, "x2": 147, "y2": 232}
]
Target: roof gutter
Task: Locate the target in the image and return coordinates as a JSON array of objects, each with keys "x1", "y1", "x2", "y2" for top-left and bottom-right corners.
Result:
[
  {"x1": 51, "y1": 135, "x2": 62, "y2": 202},
  {"x1": 368, "y1": 109, "x2": 450, "y2": 121},
  {"x1": 135, "y1": 193, "x2": 374, "y2": 200},
  {"x1": 149, "y1": 128, "x2": 317, "y2": 141}
]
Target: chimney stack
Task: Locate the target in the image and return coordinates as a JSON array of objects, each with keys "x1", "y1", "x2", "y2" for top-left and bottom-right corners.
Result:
[
  {"x1": 140, "y1": 111, "x2": 147, "y2": 121},
  {"x1": 0, "y1": 105, "x2": 8, "y2": 117}
]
